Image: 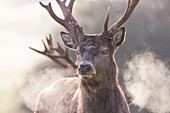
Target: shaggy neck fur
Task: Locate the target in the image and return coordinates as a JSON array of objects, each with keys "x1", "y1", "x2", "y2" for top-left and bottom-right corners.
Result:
[{"x1": 77, "y1": 58, "x2": 126, "y2": 113}]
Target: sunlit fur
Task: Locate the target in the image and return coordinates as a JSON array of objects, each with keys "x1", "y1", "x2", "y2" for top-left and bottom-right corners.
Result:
[
  {"x1": 74, "y1": 34, "x2": 129, "y2": 113},
  {"x1": 35, "y1": 28, "x2": 130, "y2": 113}
]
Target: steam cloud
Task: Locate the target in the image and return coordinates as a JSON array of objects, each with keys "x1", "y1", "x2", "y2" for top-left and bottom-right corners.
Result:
[
  {"x1": 21, "y1": 50, "x2": 170, "y2": 113},
  {"x1": 123, "y1": 50, "x2": 170, "y2": 113},
  {"x1": 20, "y1": 68, "x2": 74, "y2": 111}
]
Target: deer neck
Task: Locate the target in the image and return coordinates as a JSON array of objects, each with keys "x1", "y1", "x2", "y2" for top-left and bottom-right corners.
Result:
[{"x1": 77, "y1": 58, "x2": 121, "y2": 113}]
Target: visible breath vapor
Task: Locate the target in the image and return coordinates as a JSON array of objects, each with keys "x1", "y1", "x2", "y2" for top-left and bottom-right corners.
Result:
[
  {"x1": 20, "y1": 68, "x2": 74, "y2": 111},
  {"x1": 21, "y1": 50, "x2": 170, "y2": 113},
  {"x1": 123, "y1": 50, "x2": 170, "y2": 113}
]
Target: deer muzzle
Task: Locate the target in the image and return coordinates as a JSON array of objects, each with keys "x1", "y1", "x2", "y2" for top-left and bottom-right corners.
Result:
[{"x1": 77, "y1": 61, "x2": 96, "y2": 79}]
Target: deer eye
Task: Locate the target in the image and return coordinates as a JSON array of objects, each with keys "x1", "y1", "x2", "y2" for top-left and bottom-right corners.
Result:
[{"x1": 102, "y1": 49, "x2": 109, "y2": 55}]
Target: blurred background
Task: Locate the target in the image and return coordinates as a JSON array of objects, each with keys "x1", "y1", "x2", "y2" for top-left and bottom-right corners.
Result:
[{"x1": 0, "y1": 0, "x2": 170, "y2": 113}]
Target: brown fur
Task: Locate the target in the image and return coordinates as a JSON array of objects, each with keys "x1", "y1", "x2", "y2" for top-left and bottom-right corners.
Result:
[
  {"x1": 69, "y1": 33, "x2": 130, "y2": 113},
  {"x1": 35, "y1": 28, "x2": 130, "y2": 113},
  {"x1": 33, "y1": 0, "x2": 140, "y2": 112}
]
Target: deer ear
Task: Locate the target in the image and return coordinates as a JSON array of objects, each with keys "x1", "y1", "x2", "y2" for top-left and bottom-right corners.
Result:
[
  {"x1": 60, "y1": 31, "x2": 76, "y2": 50},
  {"x1": 111, "y1": 27, "x2": 126, "y2": 47}
]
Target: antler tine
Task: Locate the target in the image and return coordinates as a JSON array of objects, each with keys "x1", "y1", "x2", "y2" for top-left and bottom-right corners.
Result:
[
  {"x1": 30, "y1": 34, "x2": 77, "y2": 70},
  {"x1": 68, "y1": 0, "x2": 75, "y2": 14},
  {"x1": 39, "y1": 2, "x2": 65, "y2": 26},
  {"x1": 46, "y1": 35, "x2": 53, "y2": 54},
  {"x1": 53, "y1": 42, "x2": 77, "y2": 69},
  {"x1": 29, "y1": 38, "x2": 52, "y2": 56},
  {"x1": 56, "y1": 0, "x2": 75, "y2": 18},
  {"x1": 107, "y1": 0, "x2": 140, "y2": 35},
  {"x1": 40, "y1": 0, "x2": 82, "y2": 47},
  {"x1": 56, "y1": 42, "x2": 65, "y2": 54},
  {"x1": 102, "y1": 6, "x2": 110, "y2": 35},
  {"x1": 42, "y1": 40, "x2": 48, "y2": 52},
  {"x1": 29, "y1": 47, "x2": 45, "y2": 55},
  {"x1": 49, "y1": 42, "x2": 62, "y2": 55},
  {"x1": 46, "y1": 34, "x2": 52, "y2": 46},
  {"x1": 56, "y1": 0, "x2": 67, "y2": 18},
  {"x1": 29, "y1": 39, "x2": 49, "y2": 55}
]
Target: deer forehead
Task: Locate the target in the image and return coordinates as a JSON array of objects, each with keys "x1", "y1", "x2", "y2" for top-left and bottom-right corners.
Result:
[
  {"x1": 77, "y1": 45, "x2": 110, "y2": 60},
  {"x1": 76, "y1": 36, "x2": 112, "y2": 58},
  {"x1": 80, "y1": 35, "x2": 110, "y2": 47}
]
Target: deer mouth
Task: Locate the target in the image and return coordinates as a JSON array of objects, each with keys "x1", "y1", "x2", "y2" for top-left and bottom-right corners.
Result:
[
  {"x1": 79, "y1": 74, "x2": 94, "y2": 79},
  {"x1": 78, "y1": 66, "x2": 96, "y2": 79},
  {"x1": 77, "y1": 61, "x2": 96, "y2": 79}
]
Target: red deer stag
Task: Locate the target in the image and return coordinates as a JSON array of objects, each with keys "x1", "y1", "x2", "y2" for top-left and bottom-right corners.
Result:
[{"x1": 31, "y1": 0, "x2": 140, "y2": 113}]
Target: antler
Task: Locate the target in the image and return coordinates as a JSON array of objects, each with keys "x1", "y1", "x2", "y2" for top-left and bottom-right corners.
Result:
[
  {"x1": 29, "y1": 34, "x2": 77, "y2": 70},
  {"x1": 39, "y1": 0, "x2": 84, "y2": 48},
  {"x1": 102, "y1": 0, "x2": 140, "y2": 36}
]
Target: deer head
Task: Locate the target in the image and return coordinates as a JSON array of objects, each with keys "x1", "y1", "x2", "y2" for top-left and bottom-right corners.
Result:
[
  {"x1": 60, "y1": 26, "x2": 125, "y2": 80},
  {"x1": 74, "y1": 27, "x2": 125, "y2": 80},
  {"x1": 33, "y1": 0, "x2": 139, "y2": 81}
]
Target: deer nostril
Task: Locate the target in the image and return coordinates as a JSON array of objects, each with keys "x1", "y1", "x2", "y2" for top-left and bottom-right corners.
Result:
[
  {"x1": 79, "y1": 64, "x2": 91, "y2": 74},
  {"x1": 85, "y1": 65, "x2": 91, "y2": 72}
]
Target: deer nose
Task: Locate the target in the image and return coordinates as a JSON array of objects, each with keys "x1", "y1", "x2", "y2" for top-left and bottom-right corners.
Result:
[{"x1": 79, "y1": 64, "x2": 91, "y2": 75}]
